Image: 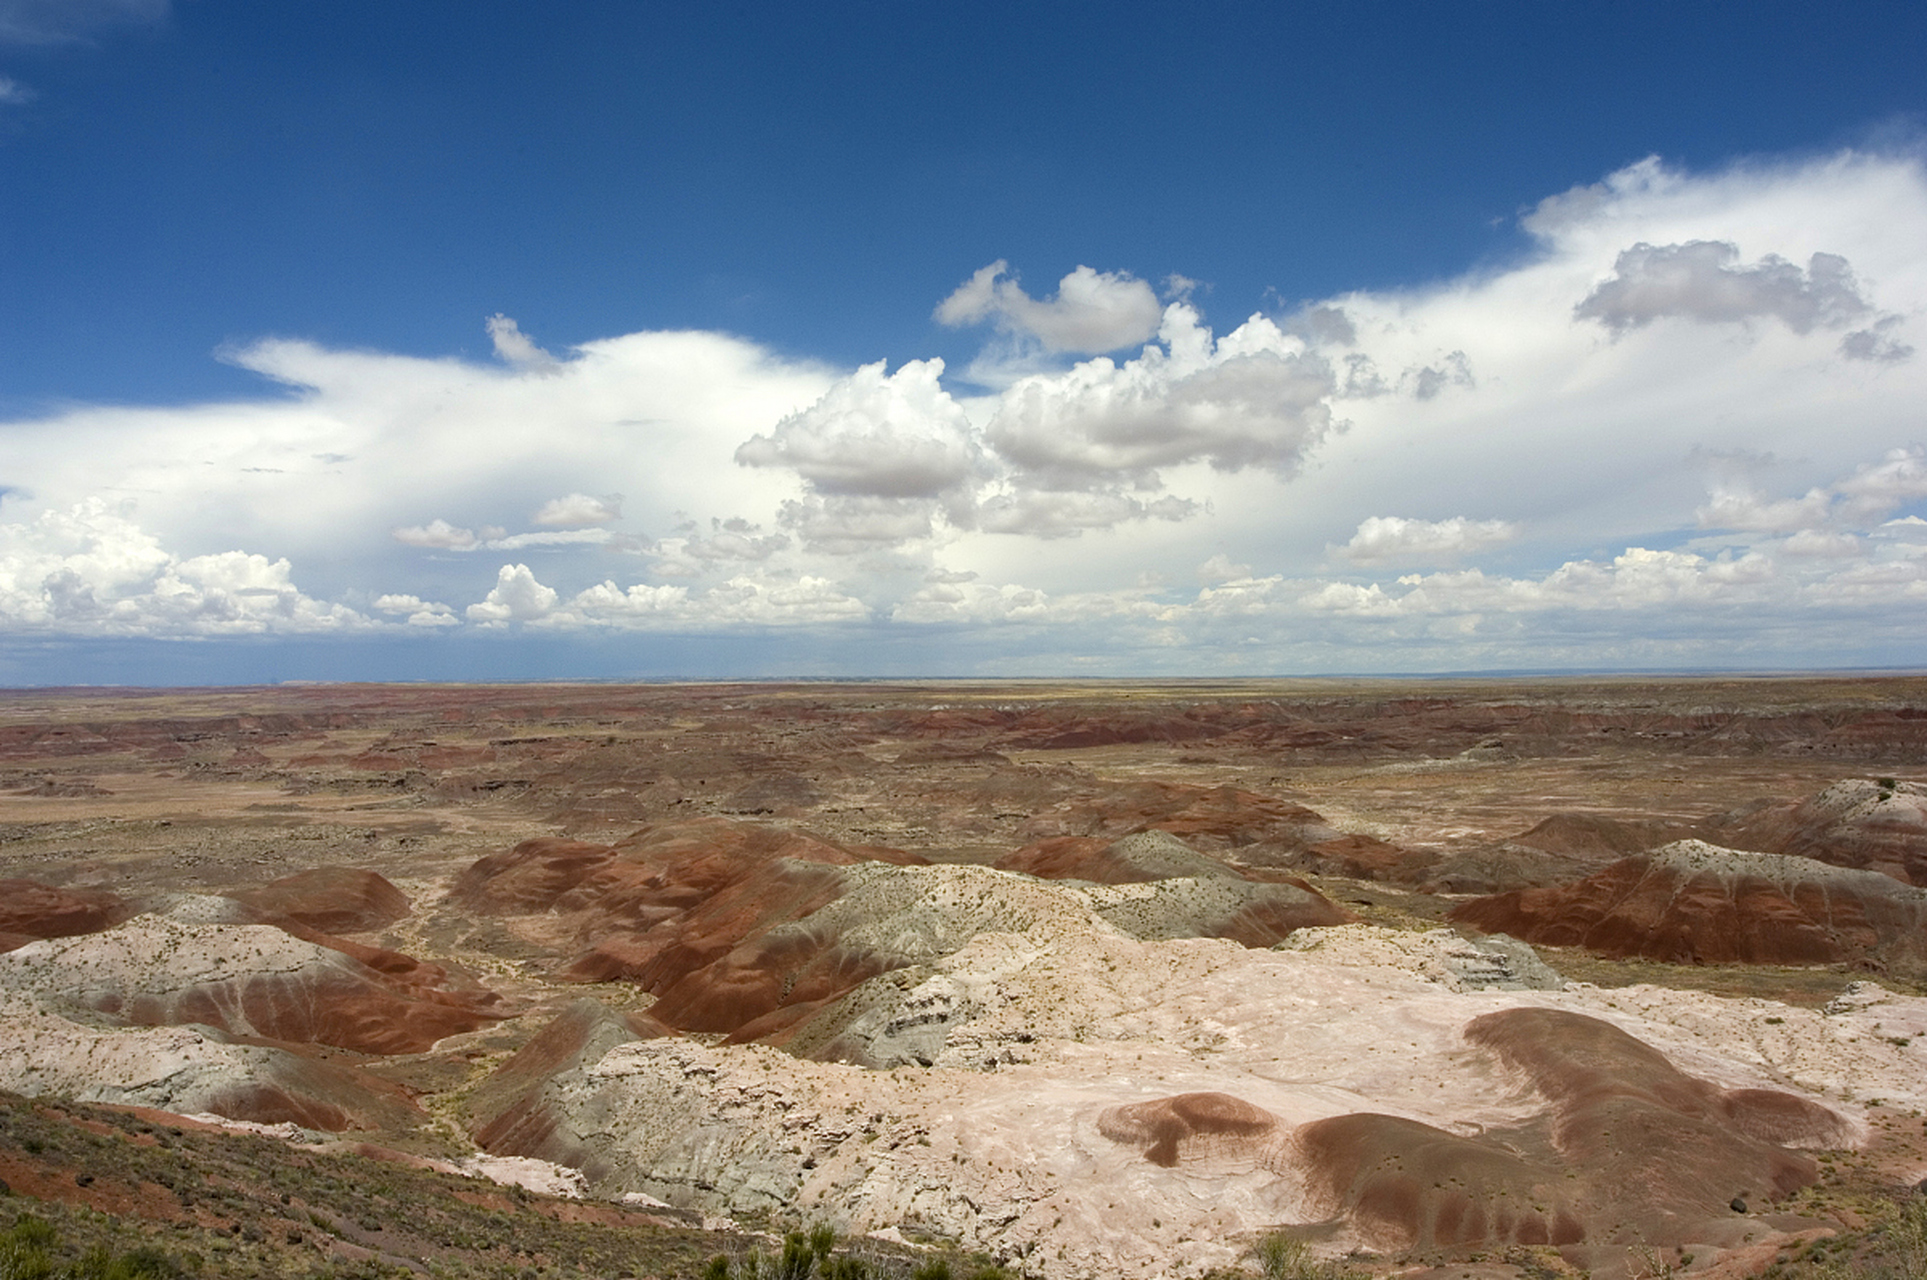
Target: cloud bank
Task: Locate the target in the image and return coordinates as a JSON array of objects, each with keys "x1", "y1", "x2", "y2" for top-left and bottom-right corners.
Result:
[{"x1": 3, "y1": 147, "x2": 1925, "y2": 673}]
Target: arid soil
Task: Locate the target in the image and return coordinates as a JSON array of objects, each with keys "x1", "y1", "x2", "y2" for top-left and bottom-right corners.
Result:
[{"x1": 2, "y1": 676, "x2": 1927, "y2": 1279}]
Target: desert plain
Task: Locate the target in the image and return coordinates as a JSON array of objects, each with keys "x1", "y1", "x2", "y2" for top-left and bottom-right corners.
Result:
[{"x1": 3, "y1": 675, "x2": 1927, "y2": 1280}]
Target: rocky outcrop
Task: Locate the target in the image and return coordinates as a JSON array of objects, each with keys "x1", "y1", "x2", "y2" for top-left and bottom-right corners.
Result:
[
  {"x1": 465, "y1": 1000, "x2": 644, "y2": 1178},
  {"x1": 457, "y1": 820, "x2": 1345, "y2": 1046},
  {"x1": 1705, "y1": 778, "x2": 1927, "y2": 885},
  {"x1": 0, "y1": 907, "x2": 507, "y2": 1054},
  {"x1": 996, "y1": 830, "x2": 1238, "y2": 884},
  {"x1": 1448, "y1": 839, "x2": 1927, "y2": 970}
]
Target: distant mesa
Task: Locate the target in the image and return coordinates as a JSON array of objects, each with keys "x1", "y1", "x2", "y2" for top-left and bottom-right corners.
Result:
[{"x1": 1449, "y1": 838, "x2": 1927, "y2": 970}]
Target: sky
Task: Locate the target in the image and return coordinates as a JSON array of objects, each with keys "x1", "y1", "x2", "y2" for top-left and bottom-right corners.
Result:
[{"x1": 2, "y1": 1, "x2": 1926, "y2": 683}]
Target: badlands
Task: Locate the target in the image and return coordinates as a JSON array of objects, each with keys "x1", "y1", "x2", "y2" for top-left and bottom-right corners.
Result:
[{"x1": 3, "y1": 676, "x2": 1927, "y2": 1278}]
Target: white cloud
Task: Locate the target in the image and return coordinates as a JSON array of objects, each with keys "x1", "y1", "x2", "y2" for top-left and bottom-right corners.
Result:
[
  {"x1": 983, "y1": 304, "x2": 1335, "y2": 490},
  {"x1": 974, "y1": 490, "x2": 1197, "y2": 539},
  {"x1": 1335, "y1": 516, "x2": 1520, "y2": 566},
  {"x1": 0, "y1": 74, "x2": 32, "y2": 103},
  {"x1": 531, "y1": 492, "x2": 622, "y2": 527},
  {"x1": 392, "y1": 519, "x2": 485, "y2": 550},
  {"x1": 7, "y1": 149, "x2": 1927, "y2": 672},
  {"x1": 649, "y1": 518, "x2": 789, "y2": 577},
  {"x1": 0, "y1": 0, "x2": 165, "y2": 44},
  {"x1": 1779, "y1": 529, "x2": 1864, "y2": 559},
  {"x1": 1197, "y1": 553, "x2": 1251, "y2": 583},
  {"x1": 553, "y1": 573, "x2": 866, "y2": 630},
  {"x1": 465, "y1": 563, "x2": 559, "y2": 625},
  {"x1": 486, "y1": 314, "x2": 561, "y2": 373},
  {"x1": 487, "y1": 528, "x2": 619, "y2": 551},
  {"x1": 372, "y1": 593, "x2": 460, "y2": 628},
  {"x1": 777, "y1": 495, "x2": 947, "y2": 554},
  {"x1": 0, "y1": 500, "x2": 369, "y2": 637},
  {"x1": 935, "y1": 261, "x2": 1164, "y2": 355},
  {"x1": 1697, "y1": 448, "x2": 1927, "y2": 534},
  {"x1": 735, "y1": 359, "x2": 977, "y2": 498}
]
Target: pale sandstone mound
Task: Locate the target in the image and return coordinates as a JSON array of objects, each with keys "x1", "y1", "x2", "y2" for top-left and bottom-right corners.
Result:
[
  {"x1": 465, "y1": 924, "x2": 1883, "y2": 1278},
  {"x1": 1448, "y1": 839, "x2": 1927, "y2": 969},
  {"x1": 1706, "y1": 777, "x2": 1927, "y2": 885},
  {"x1": 1280, "y1": 925, "x2": 1564, "y2": 992},
  {"x1": 0, "y1": 878, "x2": 129, "y2": 950},
  {"x1": 0, "y1": 909, "x2": 507, "y2": 1054},
  {"x1": 224, "y1": 866, "x2": 412, "y2": 935}
]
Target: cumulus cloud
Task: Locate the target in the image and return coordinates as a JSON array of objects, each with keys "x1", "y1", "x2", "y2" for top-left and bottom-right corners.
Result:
[
  {"x1": 465, "y1": 563, "x2": 558, "y2": 625},
  {"x1": 531, "y1": 492, "x2": 622, "y2": 527},
  {"x1": 0, "y1": 500, "x2": 369, "y2": 637},
  {"x1": 486, "y1": 314, "x2": 561, "y2": 373},
  {"x1": 735, "y1": 359, "x2": 977, "y2": 498},
  {"x1": 464, "y1": 566, "x2": 867, "y2": 631},
  {"x1": 1575, "y1": 240, "x2": 1874, "y2": 335},
  {"x1": 1302, "y1": 546, "x2": 1783, "y2": 617},
  {"x1": 984, "y1": 304, "x2": 1336, "y2": 489},
  {"x1": 1335, "y1": 516, "x2": 1520, "y2": 565},
  {"x1": 372, "y1": 593, "x2": 460, "y2": 627},
  {"x1": 0, "y1": 0, "x2": 166, "y2": 44},
  {"x1": 935, "y1": 261, "x2": 1164, "y2": 354}
]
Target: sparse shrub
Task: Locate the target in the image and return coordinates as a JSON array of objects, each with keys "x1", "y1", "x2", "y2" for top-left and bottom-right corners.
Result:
[
  {"x1": 910, "y1": 1261, "x2": 951, "y2": 1280},
  {"x1": 1250, "y1": 1231, "x2": 1350, "y2": 1280}
]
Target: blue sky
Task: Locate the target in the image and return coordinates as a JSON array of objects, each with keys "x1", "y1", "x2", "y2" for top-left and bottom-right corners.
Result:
[{"x1": 3, "y1": 0, "x2": 1926, "y2": 682}]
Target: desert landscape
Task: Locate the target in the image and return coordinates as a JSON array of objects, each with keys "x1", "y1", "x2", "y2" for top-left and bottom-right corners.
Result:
[{"x1": 4, "y1": 676, "x2": 1927, "y2": 1280}]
